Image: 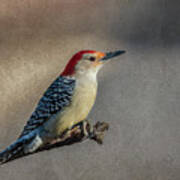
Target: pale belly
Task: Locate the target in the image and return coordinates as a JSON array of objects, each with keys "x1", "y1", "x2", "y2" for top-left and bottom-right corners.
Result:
[{"x1": 55, "y1": 84, "x2": 97, "y2": 134}]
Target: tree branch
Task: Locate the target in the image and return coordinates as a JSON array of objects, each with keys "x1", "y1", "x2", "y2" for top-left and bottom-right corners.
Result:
[{"x1": 41, "y1": 121, "x2": 109, "y2": 150}]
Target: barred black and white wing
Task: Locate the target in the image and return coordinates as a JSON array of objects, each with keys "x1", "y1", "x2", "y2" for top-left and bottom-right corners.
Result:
[{"x1": 19, "y1": 76, "x2": 76, "y2": 138}]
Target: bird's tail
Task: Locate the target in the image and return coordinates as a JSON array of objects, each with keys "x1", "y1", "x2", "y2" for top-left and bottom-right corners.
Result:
[{"x1": 0, "y1": 133, "x2": 36, "y2": 164}]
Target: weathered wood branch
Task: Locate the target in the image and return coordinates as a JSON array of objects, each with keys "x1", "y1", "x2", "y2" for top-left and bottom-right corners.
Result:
[{"x1": 41, "y1": 121, "x2": 109, "y2": 150}]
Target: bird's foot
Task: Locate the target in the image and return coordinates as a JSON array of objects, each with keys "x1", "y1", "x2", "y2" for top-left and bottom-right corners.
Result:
[
  {"x1": 82, "y1": 119, "x2": 94, "y2": 137},
  {"x1": 71, "y1": 120, "x2": 109, "y2": 144}
]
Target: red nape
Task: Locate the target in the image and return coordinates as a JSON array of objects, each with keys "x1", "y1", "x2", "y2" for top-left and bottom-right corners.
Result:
[{"x1": 61, "y1": 50, "x2": 96, "y2": 76}]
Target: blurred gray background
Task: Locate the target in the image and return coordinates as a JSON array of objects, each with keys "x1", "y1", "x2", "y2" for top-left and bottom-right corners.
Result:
[{"x1": 0, "y1": 0, "x2": 180, "y2": 179}]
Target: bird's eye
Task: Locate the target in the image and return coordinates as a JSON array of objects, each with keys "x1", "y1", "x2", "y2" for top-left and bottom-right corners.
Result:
[{"x1": 89, "y1": 57, "x2": 96, "y2": 61}]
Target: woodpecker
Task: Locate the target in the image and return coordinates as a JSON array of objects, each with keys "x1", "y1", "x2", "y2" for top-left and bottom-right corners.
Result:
[{"x1": 0, "y1": 50, "x2": 125, "y2": 163}]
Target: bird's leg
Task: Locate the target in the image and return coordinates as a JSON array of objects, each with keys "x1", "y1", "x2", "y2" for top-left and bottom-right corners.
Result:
[{"x1": 82, "y1": 119, "x2": 94, "y2": 137}]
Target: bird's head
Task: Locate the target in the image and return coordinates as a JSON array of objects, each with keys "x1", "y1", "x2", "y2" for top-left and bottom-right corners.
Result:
[{"x1": 61, "y1": 50, "x2": 126, "y2": 77}]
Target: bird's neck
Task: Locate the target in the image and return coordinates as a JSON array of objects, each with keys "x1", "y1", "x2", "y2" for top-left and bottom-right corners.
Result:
[{"x1": 74, "y1": 68, "x2": 98, "y2": 85}]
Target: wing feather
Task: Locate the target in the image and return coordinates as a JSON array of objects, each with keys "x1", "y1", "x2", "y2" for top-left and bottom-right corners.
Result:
[{"x1": 19, "y1": 76, "x2": 75, "y2": 138}]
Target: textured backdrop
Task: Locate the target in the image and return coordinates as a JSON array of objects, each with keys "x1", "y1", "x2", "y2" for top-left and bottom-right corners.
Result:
[{"x1": 0, "y1": 0, "x2": 180, "y2": 179}]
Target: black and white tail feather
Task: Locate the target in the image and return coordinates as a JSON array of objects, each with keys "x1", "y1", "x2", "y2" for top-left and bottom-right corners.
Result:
[{"x1": 0, "y1": 133, "x2": 38, "y2": 164}]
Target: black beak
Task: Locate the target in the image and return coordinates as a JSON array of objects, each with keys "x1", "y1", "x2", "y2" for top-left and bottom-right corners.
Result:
[{"x1": 101, "y1": 50, "x2": 126, "y2": 61}]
